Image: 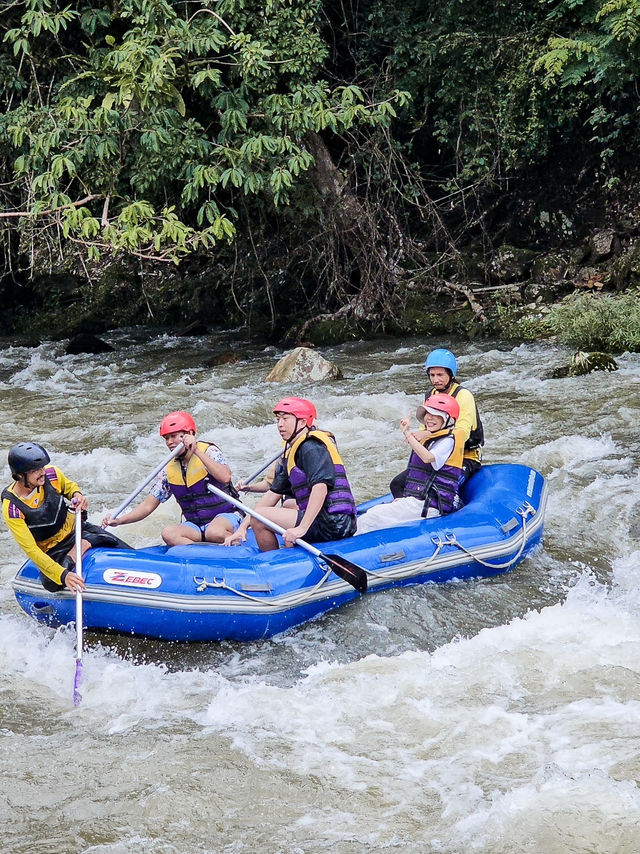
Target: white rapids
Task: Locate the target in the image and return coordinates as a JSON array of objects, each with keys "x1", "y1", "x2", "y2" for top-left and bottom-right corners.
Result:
[{"x1": 1, "y1": 333, "x2": 640, "y2": 853}]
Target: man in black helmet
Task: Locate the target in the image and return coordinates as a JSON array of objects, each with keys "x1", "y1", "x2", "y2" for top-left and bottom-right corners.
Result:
[{"x1": 2, "y1": 442, "x2": 130, "y2": 592}]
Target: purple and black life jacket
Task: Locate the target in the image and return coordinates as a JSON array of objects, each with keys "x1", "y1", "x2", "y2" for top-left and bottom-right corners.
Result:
[
  {"x1": 165, "y1": 441, "x2": 236, "y2": 526},
  {"x1": 285, "y1": 430, "x2": 357, "y2": 518},
  {"x1": 403, "y1": 428, "x2": 465, "y2": 516}
]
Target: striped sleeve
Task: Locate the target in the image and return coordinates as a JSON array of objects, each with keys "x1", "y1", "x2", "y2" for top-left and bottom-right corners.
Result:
[{"x1": 5, "y1": 498, "x2": 24, "y2": 520}]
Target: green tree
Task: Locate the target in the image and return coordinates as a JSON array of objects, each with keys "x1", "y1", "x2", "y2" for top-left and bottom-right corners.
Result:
[
  {"x1": 534, "y1": 0, "x2": 640, "y2": 178},
  {"x1": 0, "y1": 0, "x2": 405, "y2": 268}
]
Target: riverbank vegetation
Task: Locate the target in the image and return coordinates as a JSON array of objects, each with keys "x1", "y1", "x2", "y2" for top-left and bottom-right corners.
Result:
[{"x1": 2, "y1": 0, "x2": 640, "y2": 346}]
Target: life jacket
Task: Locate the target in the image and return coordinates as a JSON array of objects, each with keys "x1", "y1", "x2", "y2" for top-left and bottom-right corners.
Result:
[
  {"x1": 285, "y1": 430, "x2": 357, "y2": 518},
  {"x1": 427, "y1": 381, "x2": 485, "y2": 452},
  {"x1": 403, "y1": 428, "x2": 465, "y2": 516},
  {"x1": 1, "y1": 466, "x2": 70, "y2": 542},
  {"x1": 165, "y1": 441, "x2": 236, "y2": 526}
]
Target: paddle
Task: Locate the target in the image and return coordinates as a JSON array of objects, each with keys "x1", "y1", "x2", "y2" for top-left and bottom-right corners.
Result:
[
  {"x1": 206, "y1": 483, "x2": 368, "y2": 594},
  {"x1": 73, "y1": 509, "x2": 84, "y2": 707},
  {"x1": 106, "y1": 441, "x2": 185, "y2": 523},
  {"x1": 241, "y1": 448, "x2": 285, "y2": 487}
]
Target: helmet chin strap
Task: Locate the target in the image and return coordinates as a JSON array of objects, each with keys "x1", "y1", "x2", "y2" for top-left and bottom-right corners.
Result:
[{"x1": 285, "y1": 419, "x2": 309, "y2": 446}]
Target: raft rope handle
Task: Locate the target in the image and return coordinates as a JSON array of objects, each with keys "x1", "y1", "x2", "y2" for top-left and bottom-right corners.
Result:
[
  {"x1": 191, "y1": 501, "x2": 536, "y2": 595},
  {"x1": 194, "y1": 576, "x2": 226, "y2": 592},
  {"x1": 193, "y1": 565, "x2": 334, "y2": 605},
  {"x1": 442, "y1": 502, "x2": 536, "y2": 570},
  {"x1": 364, "y1": 534, "x2": 446, "y2": 579}
]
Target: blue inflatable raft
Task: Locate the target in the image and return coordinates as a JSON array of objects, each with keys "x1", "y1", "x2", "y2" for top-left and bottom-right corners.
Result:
[{"x1": 11, "y1": 463, "x2": 547, "y2": 642}]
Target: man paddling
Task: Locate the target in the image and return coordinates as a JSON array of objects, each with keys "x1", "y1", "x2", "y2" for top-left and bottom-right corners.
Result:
[
  {"x1": 103, "y1": 411, "x2": 242, "y2": 545},
  {"x1": 423, "y1": 348, "x2": 484, "y2": 482},
  {"x1": 225, "y1": 397, "x2": 357, "y2": 551},
  {"x1": 2, "y1": 442, "x2": 129, "y2": 592}
]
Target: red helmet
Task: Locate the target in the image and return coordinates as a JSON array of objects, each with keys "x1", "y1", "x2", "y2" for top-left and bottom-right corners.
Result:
[
  {"x1": 272, "y1": 397, "x2": 316, "y2": 427},
  {"x1": 416, "y1": 393, "x2": 459, "y2": 426},
  {"x1": 159, "y1": 411, "x2": 196, "y2": 436}
]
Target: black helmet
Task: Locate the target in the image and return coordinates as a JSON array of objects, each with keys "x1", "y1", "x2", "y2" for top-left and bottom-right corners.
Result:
[{"x1": 8, "y1": 442, "x2": 51, "y2": 477}]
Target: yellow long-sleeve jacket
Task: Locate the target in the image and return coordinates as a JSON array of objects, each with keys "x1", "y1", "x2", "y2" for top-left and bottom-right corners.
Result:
[
  {"x1": 428, "y1": 381, "x2": 483, "y2": 464},
  {"x1": 2, "y1": 466, "x2": 81, "y2": 586}
]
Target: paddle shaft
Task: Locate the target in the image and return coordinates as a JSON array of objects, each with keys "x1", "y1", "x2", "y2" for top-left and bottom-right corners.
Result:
[
  {"x1": 242, "y1": 448, "x2": 285, "y2": 487},
  {"x1": 206, "y1": 483, "x2": 368, "y2": 594},
  {"x1": 110, "y1": 442, "x2": 185, "y2": 520},
  {"x1": 73, "y1": 509, "x2": 83, "y2": 706},
  {"x1": 74, "y1": 510, "x2": 83, "y2": 654},
  {"x1": 208, "y1": 482, "x2": 329, "y2": 556}
]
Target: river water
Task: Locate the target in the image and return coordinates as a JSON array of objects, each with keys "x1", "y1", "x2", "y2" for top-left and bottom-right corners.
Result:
[{"x1": 1, "y1": 331, "x2": 639, "y2": 853}]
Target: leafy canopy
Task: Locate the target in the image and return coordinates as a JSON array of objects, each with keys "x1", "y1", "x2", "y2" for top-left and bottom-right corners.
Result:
[{"x1": 0, "y1": 0, "x2": 406, "y2": 262}]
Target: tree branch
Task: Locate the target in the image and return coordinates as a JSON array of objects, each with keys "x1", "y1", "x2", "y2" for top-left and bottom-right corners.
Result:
[{"x1": 0, "y1": 194, "x2": 102, "y2": 219}]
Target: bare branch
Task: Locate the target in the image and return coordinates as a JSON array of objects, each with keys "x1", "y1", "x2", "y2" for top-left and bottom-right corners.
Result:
[{"x1": 0, "y1": 195, "x2": 102, "y2": 219}]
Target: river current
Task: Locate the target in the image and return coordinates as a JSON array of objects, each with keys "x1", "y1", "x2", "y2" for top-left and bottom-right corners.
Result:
[{"x1": 1, "y1": 332, "x2": 639, "y2": 853}]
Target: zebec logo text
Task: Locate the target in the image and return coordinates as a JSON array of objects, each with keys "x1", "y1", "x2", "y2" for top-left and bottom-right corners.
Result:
[{"x1": 103, "y1": 569, "x2": 162, "y2": 589}]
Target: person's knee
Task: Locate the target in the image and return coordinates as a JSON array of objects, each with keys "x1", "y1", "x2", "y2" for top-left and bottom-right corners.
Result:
[
  {"x1": 204, "y1": 523, "x2": 227, "y2": 544},
  {"x1": 164, "y1": 524, "x2": 202, "y2": 545},
  {"x1": 82, "y1": 523, "x2": 131, "y2": 550},
  {"x1": 161, "y1": 525, "x2": 181, "y2": 546}
]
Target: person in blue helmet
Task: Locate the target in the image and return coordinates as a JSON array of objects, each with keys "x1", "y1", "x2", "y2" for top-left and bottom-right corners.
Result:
[{"x1": 390, "y1": 348, "x2": 484, "y2": 497}]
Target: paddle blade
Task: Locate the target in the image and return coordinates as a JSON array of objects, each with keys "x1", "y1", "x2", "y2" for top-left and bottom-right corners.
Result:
[
  {"x1": 73, "y1": 660, "x2": 83, "y2": 707},
  {"x1": 324, "y1": 554, "x2": 368, "y2": 594}
]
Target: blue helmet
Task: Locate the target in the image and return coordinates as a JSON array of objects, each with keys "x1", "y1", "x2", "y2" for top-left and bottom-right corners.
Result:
[{"x1": 424, "y1": 348, "x2": 458, "y2": 377}]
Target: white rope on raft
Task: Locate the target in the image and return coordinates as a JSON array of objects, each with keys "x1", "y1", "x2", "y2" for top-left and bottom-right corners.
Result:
[
  {"x1": 442, "y1": 503, "x2": 536, "y2": 570},
  {"x1": 193, "y1": 565, "x2": 333, "y2": 605},
  {"x1": 191, "y1": 502, "x2": 536, "y2": 601}
]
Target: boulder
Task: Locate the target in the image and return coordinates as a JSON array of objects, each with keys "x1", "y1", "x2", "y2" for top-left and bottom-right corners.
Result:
[
  {"x1": 65, "y1": 333, "x2": 114, "y2": 355},
  {"x1": 550, "y1": 350, "x2": 618, "y2": 378},
  {"x1": 609, "y1": 243, "x2": 640, "y2": 290},
  {"x1": 588, "y1": 229, "x2": 619, "y2": 263},
  {"x1": 265, "y1": 346, "x2": 343, "y2": 383}
]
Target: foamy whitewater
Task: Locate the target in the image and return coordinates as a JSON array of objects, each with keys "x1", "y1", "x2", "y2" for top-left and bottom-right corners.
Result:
[{"x1": 1, "y1": 333, "x2": 639, "y2": 853}]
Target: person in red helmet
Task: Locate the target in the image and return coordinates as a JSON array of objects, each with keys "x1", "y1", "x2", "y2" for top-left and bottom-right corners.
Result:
[
  {"x1": 225, "y1": 397, "x2": 357, "y2": 551},
  {"x1": 356, "y1": 393, "x2": 465, "y2": 534},
  {"x1": 103, "y1": 411, "x2": 242, "y2": 545},
  {"x1": 389, "y1": 348, "x2": 485, "y2": 498},
  {"x1": 233, "y1": 399, "x2": 318, "y2": 500}
]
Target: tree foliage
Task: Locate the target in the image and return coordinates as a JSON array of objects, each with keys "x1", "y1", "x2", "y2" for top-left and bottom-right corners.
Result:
[
  {"x1": 1, "y1": 0, "x2": 405, "y2": 265},
  {"x1": 534, "y1": 0, "x2": 640, "y2": 176},
  {"x1": 2, "y1": 0, "x2": 640, "y2": 335}
]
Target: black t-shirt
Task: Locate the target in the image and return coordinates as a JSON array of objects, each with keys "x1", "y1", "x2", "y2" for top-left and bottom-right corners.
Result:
[{"x1": 270, "y1": 437, "x2": 335, "y2": 495}]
